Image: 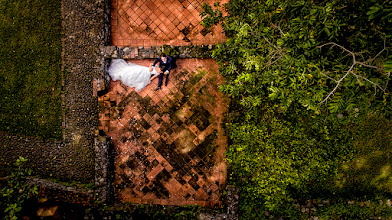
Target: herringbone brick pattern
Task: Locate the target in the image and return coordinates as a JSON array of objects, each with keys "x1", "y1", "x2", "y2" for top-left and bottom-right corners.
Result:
[
  {"x1": 98, "y1": 59, "x2": 228, "y2": 206},
  {"x1": 111, "y1": 0, "x2": 227, "y2": 47}
]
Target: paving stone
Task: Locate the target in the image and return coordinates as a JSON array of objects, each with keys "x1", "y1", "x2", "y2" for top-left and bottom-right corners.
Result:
[
  {"x1": 99, "y1": 58, "x2": 228, "y2": 207},
  {"x1": 111, "y1": 0, "x2": 228, "y2": 47}
]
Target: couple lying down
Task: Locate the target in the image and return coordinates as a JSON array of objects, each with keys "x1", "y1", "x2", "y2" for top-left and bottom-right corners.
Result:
[{"x1": 108, "y1": 54, "x2": 174, "y2": 92}]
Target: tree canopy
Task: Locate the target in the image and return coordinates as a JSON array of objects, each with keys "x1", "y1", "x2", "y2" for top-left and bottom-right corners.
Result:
[
  {"x1": 203, "y1": 0, "x2": 391, "y2": 115},
  {"x1": 202, "y1": 0, "x2": 391, "y2": 218}
]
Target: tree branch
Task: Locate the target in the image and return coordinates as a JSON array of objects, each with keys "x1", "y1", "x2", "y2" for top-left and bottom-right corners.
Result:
[
  {"x1": 320, "y1": 64, "x2": 354, "y2": 104},
  {"x1": 318, "y1": 42, "x2": 355, "y2": 57},
  {"x1": 263, "y1": 36, "x2": 284, "y2": 67},
  {"x1": 263, "y1": 36, "x2": 281, "y2": 52},
  {"x1": 320, "y1": 72, "x2": 338, "y2": 82},
  {"x1": 351, "y1": 72, "x2": 386, "y2": 92},
  {"x1": 385, "y1": 72, "x2": 390, "y2": 90},
  {"x1": 356, "y1": 62, "x2": 379, "y2": 70},
  {"x1": 318, "y1": 42, "x2": 389, "y2": 104},
  {"x1": 271, "y1": 23, "x2": 285, "y2": 36},
  {"x1": 368, "y1": 37, "x2": 389, "y2": 62}
]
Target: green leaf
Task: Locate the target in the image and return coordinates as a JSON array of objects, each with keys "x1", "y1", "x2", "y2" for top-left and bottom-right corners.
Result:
[
  {"x1": 276, "y1": 39, "x2": 284, "y2": 46},
  {"x1": 383, "y1": 56, "x2": 392, "y2": 72},
  {"x1": 367, "y1": 5, "x2": 382, "y2": 19}
]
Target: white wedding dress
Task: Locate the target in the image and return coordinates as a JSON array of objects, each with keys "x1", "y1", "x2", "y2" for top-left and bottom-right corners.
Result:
[{"x1": 108, "y1": 59, "x2": 159, "y2": 92}]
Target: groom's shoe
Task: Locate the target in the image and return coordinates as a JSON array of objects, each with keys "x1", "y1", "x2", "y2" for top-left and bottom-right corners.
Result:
[
  {"x1": 154, "y1": 87, "x2": 161, "y2": 91},
  {"x1": 165, "y1": 79, "x2": 168, "y2": 86}
]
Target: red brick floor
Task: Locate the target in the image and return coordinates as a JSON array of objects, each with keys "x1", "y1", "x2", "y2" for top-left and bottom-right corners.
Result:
[
  {"x1": 111, "y1": 0, "x2": 228, "y2": 47},
  {"x1": 98, "y1": 59, "x2": 228, "y2": 207}
]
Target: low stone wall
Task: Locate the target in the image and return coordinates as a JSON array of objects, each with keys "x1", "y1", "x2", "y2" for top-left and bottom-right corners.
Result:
[
  {"x1": 199, "y1": 185, "x2": 239, "y2": 220},
  {"x1": 0, "y1": 0, "x2": 110, "y2": 184},
  {"x1": 27, "y1": 177, "x2": 94, "y2": 205},
  {"x1": 0, "y1": 132, "x2": 65, "y2": 177},
  {"x1": 100, "y1": 45, "x2": 215, "y2": 60},
  {"x1": 94, "y1": 137, "x2": 114, "y2": 203}
]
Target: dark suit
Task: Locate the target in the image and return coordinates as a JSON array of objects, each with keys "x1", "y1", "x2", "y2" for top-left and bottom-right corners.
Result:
[{"x1": 153, "y1": 56, "x2": 173, "y2": 87}]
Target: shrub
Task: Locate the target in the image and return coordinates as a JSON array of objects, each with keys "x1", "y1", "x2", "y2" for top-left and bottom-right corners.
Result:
[{"x1": 0, "y1": 157, "x2": 38, "y2": 220}]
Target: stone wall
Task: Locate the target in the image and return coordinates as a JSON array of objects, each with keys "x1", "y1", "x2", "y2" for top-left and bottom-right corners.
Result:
[
  {"x1": 27, "y1": 177, "x2": 94, "y2": 205},
  {"x1": 1, "y1": 0, "x2": 238, "y2": 215},
  {"x1": 101, "y1": 45, "x2": 215, "y2": 59},
  {"x1": 199, "y1": 185, "x2": 239, "y2": 220},
  {"x1": 0, "y1": 0, "x2": 110, "y2": 184}
]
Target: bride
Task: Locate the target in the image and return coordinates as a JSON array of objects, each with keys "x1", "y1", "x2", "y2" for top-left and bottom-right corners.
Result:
[{"x1": 108, "y1": 59, "x2": 160, "y2": 92}]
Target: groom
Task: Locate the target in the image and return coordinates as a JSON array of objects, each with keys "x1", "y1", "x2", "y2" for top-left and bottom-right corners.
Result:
[{"x1": 153, "y1": 53, "x2": 173, "y2": 91}]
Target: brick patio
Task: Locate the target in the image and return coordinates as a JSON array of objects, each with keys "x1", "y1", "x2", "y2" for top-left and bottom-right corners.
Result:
[
  {"x1": 99, "y1": 59, "x2": 228, "y2": 207},
  {"x1": 111, "y1": 0, "x2": 227, "y2": 47}
]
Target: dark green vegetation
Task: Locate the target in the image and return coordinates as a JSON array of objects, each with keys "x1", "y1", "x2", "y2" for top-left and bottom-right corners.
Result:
[
  {"x1": 316, "y1": 199, "x2": 392, "y2": 219},
  {"x1": 0, "y1": 0, "x2": 62, "y2": 139},
  {"x1": 0, "y1": 157, "x2": 199, "y2": 219},
  {"x1": 110, "y1": 204, "x2": 201, "y2": 220},
  {"x1": 89, "y1": 204, "x2": 201, "y2": 219},
  {"x1": 1, "y1": 157, "x2": 38, "y2": 220},
  {"x1": 202, "y1": 0, "x2": 392, "y2": 218}
]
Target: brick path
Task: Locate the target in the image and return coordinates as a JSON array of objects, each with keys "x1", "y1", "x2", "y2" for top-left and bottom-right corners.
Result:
[
  {"x1": 99, "y1": 59, "x2": 228, "y2": 207},
  {"x1": 111, "y1": 0, "x2": 227, "y2": 47}
]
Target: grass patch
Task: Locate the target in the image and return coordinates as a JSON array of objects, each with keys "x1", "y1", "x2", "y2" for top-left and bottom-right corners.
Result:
[
  {"x1": 0, "y1": 0, "x2": 62, "y2": 140},
  {"x1": 316, "y1": 199, "x2": 392, "y2": 219},
  {"x1": 306, "y1": 115, "x2": 392, "y2": 200},
  {"x1": 337, "y1": 116, "x2": 392, "y2": 197}
]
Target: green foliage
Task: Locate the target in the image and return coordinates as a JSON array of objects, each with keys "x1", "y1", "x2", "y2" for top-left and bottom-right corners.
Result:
[
  {"x1": 202, "y1": 0, "x2": 392, "y2": 218},
  {"x1": 106, "y1": 204, "x2": 200, "y2": 220},
  {"x1": 226, "y1": 105, "x2": 355, "y2": 218},
  {"x1": 0, "y1": 0, "x2": 62, "y2": 139},
  {"x1": 162, "y1": 45, "x2": 179, "y2": 58},
  {"x1": 0, "y1": 157, "x2": 38, "y2": 220},
  {"x1": 317, "y1": 199, "x2": 392, "y2": 220},
  {"x1": 336, "y1": 116, "x2": 392, "y2": 198},
  {"x1": 96, "y1": 204, "x2": 202, "y2": 220},
  {"x1": 132, "y1": 205, "x2": 200, "y2": 220},
  {"x1": 200, "y1": 2, "x2": 223, "y2": 28},
  {"x1": 204, "y1": 0, "x2": 391, "y2": 115}
]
